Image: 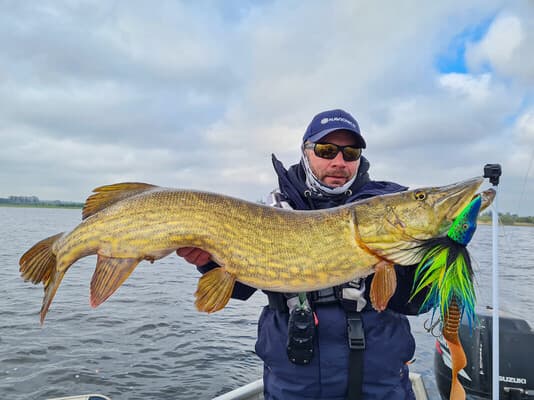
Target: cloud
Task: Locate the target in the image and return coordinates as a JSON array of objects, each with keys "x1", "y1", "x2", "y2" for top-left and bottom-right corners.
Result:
[
  {"x1": 0, "y1": 0, "x2": 533, "y2": 215},
  {"x1": 466, "y1": 12, "x2": 534, "y2": 84},
  {"x1": 516, "y1": 109, "x2": 534, "y2": 145}
]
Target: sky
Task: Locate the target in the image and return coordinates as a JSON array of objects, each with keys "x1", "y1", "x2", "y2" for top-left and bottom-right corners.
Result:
[{"x1": 1, "y1": 1, "x2": 533, "y2": 215}]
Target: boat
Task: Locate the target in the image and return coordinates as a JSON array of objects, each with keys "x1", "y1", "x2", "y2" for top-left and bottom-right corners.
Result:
[
  {"x1": 434, "y1": 309, "x2": 534, "y2": 400},
  {"x1": 46, "y1": 374, "x2": 428, "y2": 400},
  {"x1": 47, "y1": 396, "x2": 111, "y2": 400},
  {"x1": 213, "y1": 373, "x2": 429, "y2": 400}
]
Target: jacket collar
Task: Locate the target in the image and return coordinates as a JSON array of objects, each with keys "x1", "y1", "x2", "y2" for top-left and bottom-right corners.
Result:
[{"x1": 271, "y1": 154, "x2": 407, "y2": 210}]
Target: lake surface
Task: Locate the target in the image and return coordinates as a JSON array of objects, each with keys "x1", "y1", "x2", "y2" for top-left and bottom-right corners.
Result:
[{"x1": 1, "y1": 207, "x2": 532, "y2": 399}]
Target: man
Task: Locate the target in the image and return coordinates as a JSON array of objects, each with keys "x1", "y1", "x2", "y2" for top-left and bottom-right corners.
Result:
[{"x1": 178, "y1": 109, "x2": 427, "y2": 399}]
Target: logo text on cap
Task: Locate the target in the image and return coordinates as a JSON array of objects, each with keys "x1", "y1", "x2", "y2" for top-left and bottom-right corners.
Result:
[{"x1": 320, "y1": 117, "x2": 357, "y2": 129}]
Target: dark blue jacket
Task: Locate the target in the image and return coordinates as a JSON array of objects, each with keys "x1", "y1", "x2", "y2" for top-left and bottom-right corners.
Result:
[{"x1": 200, "y1": 155, "x2": 427, "y2": 399}]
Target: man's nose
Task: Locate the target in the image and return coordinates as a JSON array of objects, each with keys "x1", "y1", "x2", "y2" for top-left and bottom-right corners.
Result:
[{"x1": 330, "y1": 151, "x2": 347, "y2": 167}]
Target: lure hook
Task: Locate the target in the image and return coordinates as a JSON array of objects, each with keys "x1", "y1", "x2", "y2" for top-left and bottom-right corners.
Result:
[{"x1": 424, "y1": 317, "x2": 442, "y2": 338}]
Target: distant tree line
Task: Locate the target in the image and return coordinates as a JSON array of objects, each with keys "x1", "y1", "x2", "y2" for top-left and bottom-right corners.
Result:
[
  {"x1": 0, "y1": 196, "x2": 83, "y2": 208},
  {"x1": 478, "y1": 211, "x2": 534, "y2": 225},
  {"x1": 1, "y1": 195, "x2": 40, "y2": 203}
]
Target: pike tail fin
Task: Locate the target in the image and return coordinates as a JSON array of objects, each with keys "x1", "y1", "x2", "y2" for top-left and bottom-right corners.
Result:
[
  {"x1": 40, "y1": 268, "x2": 66, "y2": 325},
  {"x1": 19, "y1": 232, "x2": 65, "y2": 325},
  {"x1": 19, "y1": 232, "x2": 63, "y2": 284},
  {"x1": 411, "y1": 236, "x2": 476, "y2": 328}
]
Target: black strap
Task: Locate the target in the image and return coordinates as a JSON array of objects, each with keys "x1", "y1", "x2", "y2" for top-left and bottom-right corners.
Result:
[
  {"x1": 346, "y1": 311, "x2": 365, "y2": 400},
  {"x1": 266, "y1": 291, "x2": 288, "y2": 312}
]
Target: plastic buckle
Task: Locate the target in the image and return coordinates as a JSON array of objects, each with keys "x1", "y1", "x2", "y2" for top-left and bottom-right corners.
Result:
[
  {"x1": 347, "y1": 314, "x2": 365, "y2": 350},
  {"x1": 311, "y1": 287, "x2": 337, "y2": 305}
]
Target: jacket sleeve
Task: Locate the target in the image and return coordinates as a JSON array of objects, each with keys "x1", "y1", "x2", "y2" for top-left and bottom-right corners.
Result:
[
  {"x1": 385, "y1": 264, "x2": 432, "y2": 315},
  {"x1": 197, "y1": 261, "x2": 257, "y2": 301}
]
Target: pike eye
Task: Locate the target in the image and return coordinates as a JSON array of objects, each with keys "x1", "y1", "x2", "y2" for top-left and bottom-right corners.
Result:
[{"x1": 414, "y1": 191, "x2": 426, "y2": 201}]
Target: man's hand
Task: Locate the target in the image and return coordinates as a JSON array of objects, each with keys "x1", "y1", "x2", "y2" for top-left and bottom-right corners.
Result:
[{"x1": 176, "y1": 247, "x2": 212, "y2": 267}]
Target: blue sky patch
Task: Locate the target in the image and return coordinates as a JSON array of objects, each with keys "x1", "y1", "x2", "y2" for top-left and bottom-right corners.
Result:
[{"x1": 435, "y1": 15, "x2": 496, "y2": 74}]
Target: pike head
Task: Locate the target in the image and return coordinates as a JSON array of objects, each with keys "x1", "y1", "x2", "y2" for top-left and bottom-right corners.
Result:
[{"x1": 352, "y1": 177, "x2": 487, "y2": 265}]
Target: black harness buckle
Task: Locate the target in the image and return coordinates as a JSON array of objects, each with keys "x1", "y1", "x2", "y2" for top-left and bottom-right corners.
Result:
[
  {"x1": 309, "y1": 287, "x2": 338, "y2": 305},
  {"x1": 347, "y1": 313, "x2": 365, "y2": 351}
]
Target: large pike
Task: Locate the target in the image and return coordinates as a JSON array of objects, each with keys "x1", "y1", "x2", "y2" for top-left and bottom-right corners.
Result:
[{"x1": 20, "y1": 177, "x2": 490, "y2": 325}]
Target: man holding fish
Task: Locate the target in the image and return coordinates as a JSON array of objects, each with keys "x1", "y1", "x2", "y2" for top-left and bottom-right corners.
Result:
[
  {"x1": 21, "y1": 109, "x2": 489, "y2": 399},
  {"x1": 178, "y1": 109, "x2": 430, "y2": 400}
]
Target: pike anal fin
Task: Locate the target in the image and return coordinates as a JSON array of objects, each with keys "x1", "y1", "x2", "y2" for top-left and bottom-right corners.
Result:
[
  {"x1": 90, "y1": 255, "x2": 140, "y2": 308},
  {"x1": 370, "y1": 261, "x2": 397, "y2": 312},
  {"x1": 195, "y1": 267, "x2": 236, "y2": 313}
]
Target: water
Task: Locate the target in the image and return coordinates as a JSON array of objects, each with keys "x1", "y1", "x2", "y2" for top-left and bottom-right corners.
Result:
[{"x1": 1, "y1": 207, "x2": 533, "y2": 399}]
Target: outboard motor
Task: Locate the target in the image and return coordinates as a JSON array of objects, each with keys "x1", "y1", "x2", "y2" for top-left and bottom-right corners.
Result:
[{"x1": 434, "y1": 309, "x2": 534, "y2": 399}]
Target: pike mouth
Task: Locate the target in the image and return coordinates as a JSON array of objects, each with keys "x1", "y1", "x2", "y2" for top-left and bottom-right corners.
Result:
[
  {"x1": 442, "y1": 177, "x2": 484, "y2": 223},
  {"x1": 479, "y1": 188, "x2": 496, "y2": 212},
  {"x1": 430, "y1": 177, "x2": 485, "y2": 235}
]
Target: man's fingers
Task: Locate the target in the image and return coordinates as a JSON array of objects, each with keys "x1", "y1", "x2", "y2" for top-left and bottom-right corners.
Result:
[
  {"x1": 177, "y1": 247, "x2": 195, "y2": 257},
  {"x1": 177, "y1": 247, "x2": 212, "y2": 266},
  {"x1": 193, "y1": 251, "x2": 211, "y2": 266}
]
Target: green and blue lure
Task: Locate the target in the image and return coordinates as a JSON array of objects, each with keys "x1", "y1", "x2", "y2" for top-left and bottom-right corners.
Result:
[{"x1": 411, "y1": 195, "x2": 482, "y2": 327}]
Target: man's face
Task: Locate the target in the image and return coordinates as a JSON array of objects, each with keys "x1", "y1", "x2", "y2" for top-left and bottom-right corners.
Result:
[{"x1": 305, "y1": 130, "x2": 361, "y2": 187}]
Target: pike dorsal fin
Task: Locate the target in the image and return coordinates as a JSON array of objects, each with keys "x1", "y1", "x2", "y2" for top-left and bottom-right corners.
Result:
[{"x1": 82, "y1": 182, "x2": 158, "y2": 220}]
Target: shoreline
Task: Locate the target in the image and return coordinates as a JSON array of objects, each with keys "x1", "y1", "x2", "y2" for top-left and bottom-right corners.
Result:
[
  {"x1": 477, "y1": 220, "x2": 534, "y2": 227},
  {"x1": 2, "y1": 204, "x2": 533, "y2": 226},
  {"x1": 0, "y1": 204, "x2": 82, "y2": 210}
]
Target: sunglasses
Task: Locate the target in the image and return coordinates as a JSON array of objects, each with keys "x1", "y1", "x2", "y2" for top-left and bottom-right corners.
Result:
[{"x1": 304, "y1": 142, "x2": 362, "y2": 162}]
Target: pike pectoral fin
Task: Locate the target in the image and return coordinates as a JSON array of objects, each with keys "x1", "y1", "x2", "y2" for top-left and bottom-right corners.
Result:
[
  {"x1": 90, "y1": 255, "x2": 140, "y2": 308},
  {"x1": 195, "y1": 267, "x2": 236, "y2": 313},
  {"x1": 370, "y1": 261, "x2": 397, "y2": 312}
]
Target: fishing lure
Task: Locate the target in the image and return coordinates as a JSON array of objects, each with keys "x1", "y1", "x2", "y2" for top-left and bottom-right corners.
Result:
[
  {"x1": 411, "y1": 194, "x2": 482, "y2": 400},
  {"x1": 412, "y1": 194, "x2": 481, "y2": 325}
]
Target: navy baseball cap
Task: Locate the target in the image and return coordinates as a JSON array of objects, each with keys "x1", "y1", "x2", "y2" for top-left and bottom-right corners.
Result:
[{"x1": 302, "y1": 109, "x2": 366, "y2": 148}]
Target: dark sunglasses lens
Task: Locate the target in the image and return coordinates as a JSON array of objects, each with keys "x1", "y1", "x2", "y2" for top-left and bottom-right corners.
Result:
[
  {"x1": 314, "y1": 143, "x2": 339, "y2": 159},
  {"x1": 342, "y1": 147, "x2": 361, "y2": 161},
  {"x1": 313, "y1": 143, "x2": 361, "y2": 161}
]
